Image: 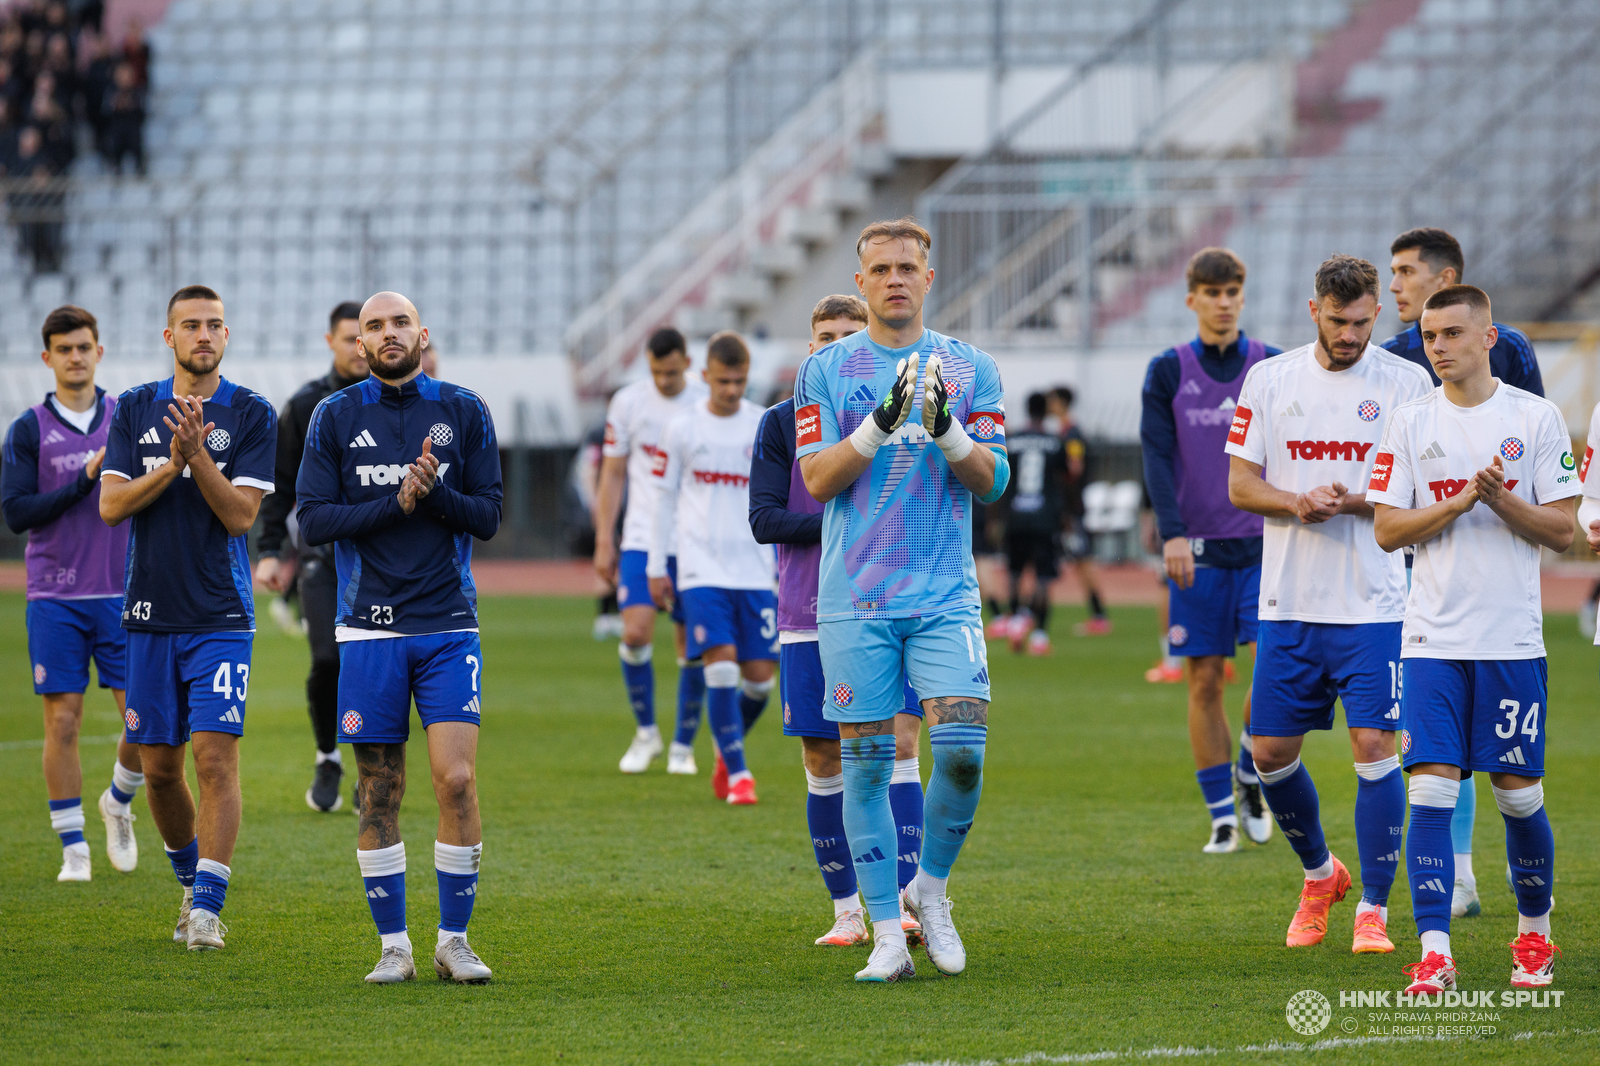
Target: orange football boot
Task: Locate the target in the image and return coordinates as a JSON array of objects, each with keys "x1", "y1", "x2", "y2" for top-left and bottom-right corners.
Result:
[
  {"x1": 1351, "y1": 908, "x2": 1395, "y2": 954},
  {"x1": 1286, "y1": 855, "x2": 1351, "y2": 947},
  {"x1": 712, "y1": 752, "x2": 729, "y2": 800},
  {"x1": 727, "y1": 776, "x2": 758, "y2": 806}
]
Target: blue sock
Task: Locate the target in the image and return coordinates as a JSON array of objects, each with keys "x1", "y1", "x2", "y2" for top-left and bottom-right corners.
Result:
[
  {"x1": 805, "y1": 772, "x2": 858, "y2": 900},
  {"x1": 1354, "y1": 758, "x2": 1405, "y2": 905},
  {"x1": 841, "y1": 734, "x2": 898, "y2": 921},
  {"x1": 1503, "y1": 809, "x2": 1555, "y2": 919},
  {"x1": 922, "y1": 724, "x2": 986, "y2": 877},
  {"x1": 192, "y1": 858, "x2": 231, "y2": 916},
  {"x1": 1236, "y1": 734, "x2": 1258, "y2": 784},
  {"x1": 48, "y1": 797, "x2": 85, "y2": 847},
  {"x1": 890, "y1": 758, "x2": 924, "y2": 891},
  {"x1": 1258, "y1": 758, "x2": 1329, "y2": 871},
  {"x1": 619, "y1": 644, "x2": 655, "y2": 728},
  {"x1": 358, "y1": 842, "x2": 407, "y2": 934},
  {"x1": 166, "y1": 837, "x2": 199, "y2": 887},
  {"x1": 1407, "y1": 803, "x2": 1455, "y2": 935},
  {"x1": 1196, "y1": 761, "x2": 1235, "y2": 824},
  {"x1": 674, "y1": 659, "x2": 704, "y2": 745},
  {"x1": 435, "y1": 841, "x2": 481, "y2": 934},
  {"x1": 1451, "y1": 776, "x2": 1477, "y2": 855},
  {"x1": 705, "y1": 668, "x2": 747, "y2": 775},
  {"x1": 739, "y1": 679, "x2": 771, "y2": 735}
]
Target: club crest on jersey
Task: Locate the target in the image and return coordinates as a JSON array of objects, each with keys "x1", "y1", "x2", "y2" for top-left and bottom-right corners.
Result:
[
  {"x1": 782, "y1": 702, "x2": 791, "y2": 726},
  {"x1": 1357, "y1": 400, "x2": 1380, "y2": 422},
  {"x1": 429, "y1": 423, "x2": 453, "y2": 446},
  {"x1": 693, "y1": 625, "x2": 707, "y2": 645},
  {"x1": 1399, "y1": 729, "x2": 1411, "y2": 754},
  {"x1": 1167, "y1": 624, "x2": 1188, "y2": 647},
  {"x1": 342, "y1": 711, "x2": 363, "y2": 734},
  {"x1": 833, "y1": 683, "x2": 854, "y2": 708},
  {"x1": 206, "y1": 428, "x2": 231, "y2": 451},
  {"x1": 966, "y1": 411, "x2": 1003, "y2": 440},
  {"x1": 125, "y1": 708, "x2": 139, "y2": 730},
  {"x1": 1500, "y1": 437, "x2": 1524, "y2": 461},
  {"x1": 34, "y1": 663, "x2": 45, "y2": 684}
]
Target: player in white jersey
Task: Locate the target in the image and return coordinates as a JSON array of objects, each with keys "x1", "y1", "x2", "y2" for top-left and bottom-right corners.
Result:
[
  {"x1": 1369, "y1": 285, "x2": 1576, "y2": 992},
  {"x1": 1581, "y1": 402, "x2": 1600, "y2": 559},
  {"x1": 1226, "y1": 255, "x2": 1432, "y2": 954},
  {"x1": 647, "y1": 332, "x2": 777, "y2": 806},
  {"x1": 593, "y1": 327, "x2": 710, "y2": 775}
]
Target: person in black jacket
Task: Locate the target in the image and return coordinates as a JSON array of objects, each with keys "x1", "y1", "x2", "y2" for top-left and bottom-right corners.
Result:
[{"x1": 254, "y1": 301, "x2": 368, "y2": 812}]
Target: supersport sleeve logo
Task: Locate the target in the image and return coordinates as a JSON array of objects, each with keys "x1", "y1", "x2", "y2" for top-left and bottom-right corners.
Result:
[
  {"x1": 1582, "y1": 445, "x2": 1593, "y2": 483},
  {"x1": 1226, "y1": 405, "x2": 1253, "y2": 446},
  {"x1": 650, "y1": 449, "x2": 669, "y2": 477},
  {"x1": 1368, "y1": 451, "x2": 1394, "y2": 492},
  {"x1": 795, "y1": 404, "x2": 821, "y2": 448}
]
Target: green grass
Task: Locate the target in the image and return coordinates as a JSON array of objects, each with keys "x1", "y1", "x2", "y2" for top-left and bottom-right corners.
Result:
[{"x1": 2, "y1": 593, "x2": 1598, "y2": 1065}]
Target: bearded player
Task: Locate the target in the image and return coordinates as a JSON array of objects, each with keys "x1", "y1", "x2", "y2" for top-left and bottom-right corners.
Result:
[
  {"x1": 297, "y1": 292, "x2": 503, "y2": 984},
  {"x1": 1226, "y1": 255, "x2": 1431, "y2": 953},
  {"x1": 796, "y1": 218, "x2": 1008, "y2": 983}
]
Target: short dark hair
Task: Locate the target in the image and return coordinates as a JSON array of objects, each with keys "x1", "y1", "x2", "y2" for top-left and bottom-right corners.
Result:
[
  {"x1": 41, "y1": 304, "x2": 98, "y2": 348},
  {"x1": 1314, "y1": 254, "x2": 1380, "y2": 307},
  {"x1": 810, "y1": 294, "x2": 868, "y2": 328},
  {"x1": 1185, "y1": 247, "x2": 1247, "y2": 291},
  {"x1": 167, "y1": 284, "x2": 222, "y2": 322},
  {"x1": 329, "y1": 301, "x2": 363, "y2": 331},
  {"x1": 856, "y1": 217, "x2": 931, "y2": 261},
  {"x1": 1422, "y1": 283, "x2": 1491, "y2": 321},
  {"x1": 1391, "y1": 227, "x2": 1464, "y2": 282},
  {"x1": 646, "y1": 326, "x2": 686, "y2": 360},
  {"x1": 1026, "y1": 391, "x2": 1048, "y2": 420},
  {"x1": 705, "y1": 330, "x2": 750, "y2": 370},
  {"x1": 1051, "y1": 385, "x2": 1075, "y2": 409}
]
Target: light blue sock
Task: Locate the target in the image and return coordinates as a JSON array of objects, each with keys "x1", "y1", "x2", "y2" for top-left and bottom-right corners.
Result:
[
  {"x1": 841, "y1": 734, "x2": 898, "y2": 922},
  {"x1": 619, "y1": 644, "x2": 655, "y2": 728},
  {"x1": 674, "y1": 659, "x2": 704, "y2": 745},
  {"x1": 192, "y1": 858, "x2": 231, "y2": 916},
  {"x1": 1450, "y1": 775, "x2": 1476, "y2": 855},
  {"x1": 921, "y1": 724, "x2": 986, "y2": 878}
]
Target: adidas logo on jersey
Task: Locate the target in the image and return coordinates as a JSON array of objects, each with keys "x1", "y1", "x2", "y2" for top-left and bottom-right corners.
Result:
[
  {"x1": 367, "y1": 886, "x2": 390, "y2": 899},
  {"x1": 1420, "y1": 441, "x2": 1447, "y2": 460},
  {"x1": 355, "y1": 462, "x2": 449, "y2": 486},
  {"x1": 218, "y1": 706, "x2": 242, "y2": 724},
  {"x1": 1180, "y1": 379, "x2": 1204, "y2": 396},
  {"x1": 1280, "y1": 401, "x2": 1305, "y2": 417},
  {"x1": 349, "y1": 429, "x2": 378, "y2": 448},
  {"x1": 1419, "y1": 877, "x2": 1448, "y2": 893},
  {"x1": 139, "y1": 427, "x2": 161, "y2": 444},
  {"x1": 1499, "y1": 746, "x2": 1529, "y2": 766},
  {"x1": 43, "y1": 429, "x2": 65, "y2": 444},
  {"x1": 855, "y1": 846, "x2": 888, "y2": 865},
  {"x1": 462, "y1": 696, "x2": 481, "y2": 716}
]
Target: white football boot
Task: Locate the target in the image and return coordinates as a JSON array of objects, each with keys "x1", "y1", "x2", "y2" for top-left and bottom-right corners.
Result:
[
  {"x1": 903, "y1": 878, "x2": 966, "y2": 976},
  {"x1": 666, "y1": 741, "x2": 697, "y2": 775},
  {"x1": 57, "y1": 847, "x2": 91, "y2": 882},
  {"x1": 366, "y1": 947, "x2": 417, "y2": 983},
  {"x1": 618, "y1": 727, "x2": 663, "y2": 774},
  {"x1": 173, "y1": 886, "x2": 193, "y2": 942},
  {"x1": 854, "y1": 937, "x2": 915, "y2": 982},
  {"x1": 1234, "y1": 776, "x2": 1273, "y2": 845},
  {"x1": 99, "y1": 788, "x2": 138, "y2": 871},
  {"x1": 1202, "y1": 821, "x2": 1240, "y2": 854},
  {"x1": 814, "y1": 909, "x2": 869, "y2": 947},
  {"x1": 434, "y1": 934, "x2": 493, "y2": 983},
  {"x1": 1451, "y1": 877, "x2": 1481, "y2": 918},
  {"x1": 187, "y1": 908, "x2": 228, "y2": 951}
]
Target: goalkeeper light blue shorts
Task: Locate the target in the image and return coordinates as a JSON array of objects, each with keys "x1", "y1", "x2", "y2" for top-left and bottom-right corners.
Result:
[{"x1": 818, "y1": 605, "x2": 989, "y2": 723}]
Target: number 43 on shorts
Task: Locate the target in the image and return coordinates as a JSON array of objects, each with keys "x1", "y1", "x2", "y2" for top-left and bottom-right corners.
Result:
[{"x1": 213, "y1": 662, "x2": 250, "y2": 699}]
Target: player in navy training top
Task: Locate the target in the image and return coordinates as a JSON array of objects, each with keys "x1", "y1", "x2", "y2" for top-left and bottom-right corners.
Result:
[
  {"x1": 295, "y1": 292, "x2": 502, "y2": 985},
  {"x1": 100, "y1": 285, "x2": 277, "y2": 952},
  {"x1": 2, "y1": 305, "x2": 144, "y2": 883},
  {"x1": 1379, "y1": 226, "x2": 1542, "y2": 919}
]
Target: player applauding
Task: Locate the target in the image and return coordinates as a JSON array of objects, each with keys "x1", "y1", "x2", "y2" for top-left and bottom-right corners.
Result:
[
  {"x1": 1226, "y1": 255, "x2": 1431, "y2": 953},
  {"x1": 647, "y1": 332, "x2": 776, "y2": 806},
  {"x1": 1370, "y1": 284, "x2": 1577, "y2": 993},
  {"x1": 297, "y1": 292, "x2": 503, "y2": 984}
]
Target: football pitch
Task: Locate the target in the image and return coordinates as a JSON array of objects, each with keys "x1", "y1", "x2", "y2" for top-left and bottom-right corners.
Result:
[{"x1": 3, "y1": 593, "x2": 1597, "y2": 1065}]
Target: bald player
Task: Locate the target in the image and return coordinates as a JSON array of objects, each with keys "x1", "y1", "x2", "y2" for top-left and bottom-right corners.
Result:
[{"x1": 296, "y1": 292, "x2": 504, "y2": 985}]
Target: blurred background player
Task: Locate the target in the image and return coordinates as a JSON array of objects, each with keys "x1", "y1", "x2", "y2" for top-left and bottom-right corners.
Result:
[
  {"x1": 998, "y1": 391, "x2": 1068, "y2": 655},
  {"x1": 1226, "y1": 255, "x2": 1431, "y2": 954},
  {"x1": 2, "y1": 305, "x2": 143, "y2": 882},
  {"x1": 1139, "y1": 248, "x2": 1279, "y2": 855},
  {"x1": 1582, "y1": 400, "x2": 1600, "y2": 593},
  {"x1": 1380, "y1": 225, "x2": 1545, "y2": 919},
  {"x1": 796, "y1": 218, "x2": 1009, "y2": 983},
  {"x1": 749, "y1": 294, "x2": 926, "y2": 945},
  {"x1": 296, "y1": 291, "x2": 503, "y2": 985},
  {"x1": 1047, "y1": 386, "x2": 1110, "y2": 638},
  {"x1": 1371, "y1": 284, "x2": 1574, "y2": 994},
  {"x1": 569, "y1": 413, "x2": 624, "y2": 640},
  {"x1": 254, "y1": 301, "x2": 370, "y2": 813},
  {"x1": 648, "y1": 332, "x2": 775, "y2": 806},
  {"x1": 100, "y1": 285, "x2": 277, "y2": 952},
  {"x1": 593, "y1": 327, "x2": 709, "y2": 775}
]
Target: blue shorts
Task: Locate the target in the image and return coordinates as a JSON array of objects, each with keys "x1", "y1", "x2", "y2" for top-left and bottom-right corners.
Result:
[
  {"x1": 617, "y1": 550, "x2": 684, "y2": 624},
  {"x1": 1399, "y1": 658, "x2": 1548, "y2": 777},
  {"x1": 1251, "y1": 620, "x2": 1402, "y2": 736},
  {"x1": 680, "y1": 586, "x2": 779, "y2": 661},
  {"x1": 819, "y1": 605, "x2": 989, "y2": 723},
  {"x1": 1167, "y1": 565, "x2": 1259, "y2": 658},
  {"x1": 780, "y1": 640, "x2": 921, "y2": 740},
  {"x1": 124, "y1": 630, "x2": 254, "y2": 745},
  {"x1": 26, "y1": 597, "x2": 126, "y2": 694},
  {"x1": 337, "y1": 631, "x2": 484, "y2": 744}
]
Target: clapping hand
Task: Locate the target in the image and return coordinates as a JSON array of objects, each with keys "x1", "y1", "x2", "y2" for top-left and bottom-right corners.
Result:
[{"x1": 397, "y1": 436, "x2": 440, "y2": 514}]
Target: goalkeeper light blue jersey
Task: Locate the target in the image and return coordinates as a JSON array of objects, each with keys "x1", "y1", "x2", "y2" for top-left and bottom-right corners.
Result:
[{"x1": 794, "y1": 328, "x2": 1005, "y2": 623}]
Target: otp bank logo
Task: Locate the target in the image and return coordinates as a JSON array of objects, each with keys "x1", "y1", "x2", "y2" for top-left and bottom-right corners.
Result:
[
  {"x1": 342, "y1": 711, "x2": 363, "y2": 734},
  {"x1": 833, "y1": 683, "x2": 854, "y2": 708}
]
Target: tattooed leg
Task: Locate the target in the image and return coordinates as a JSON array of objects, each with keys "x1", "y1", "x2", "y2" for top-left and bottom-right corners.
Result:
[
  {"x1": 920, "y1": 697, "x2": 988, "y2": 878},
  {"x1": 355, "y1": 742, "x2": 407, "y2": 850}
]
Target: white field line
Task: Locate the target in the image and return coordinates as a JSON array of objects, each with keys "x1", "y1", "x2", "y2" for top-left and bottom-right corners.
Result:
[{"x1": 0, "y1": 733, "x2": 122, "y2": 751}]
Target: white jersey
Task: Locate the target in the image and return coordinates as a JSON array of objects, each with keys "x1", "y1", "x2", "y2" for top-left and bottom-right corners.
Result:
[
  {"x1": 602, "y1": 377, "x2": 708, "y2": 554},
  {"x1": 1579, "y1": 402, "x2": 1600, "y2": 644},
  {"x1": 1224, "y1": 343, "x2": 1432, "y2": 623},
  {"x1": 646, "y1": 399, "x2": 775, "y2": 593},
  {"x1": 1368, "y1": 382, "x2": 1580, "y2": 660}
]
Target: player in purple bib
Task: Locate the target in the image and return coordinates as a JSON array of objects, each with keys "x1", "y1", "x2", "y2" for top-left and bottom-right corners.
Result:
[
  {"x1": 1139, "y1": 248, "x2": 1281, "y2": 854},
  {"x1": 2, "y1": 305, "x2": 145, "y2": 884}
]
